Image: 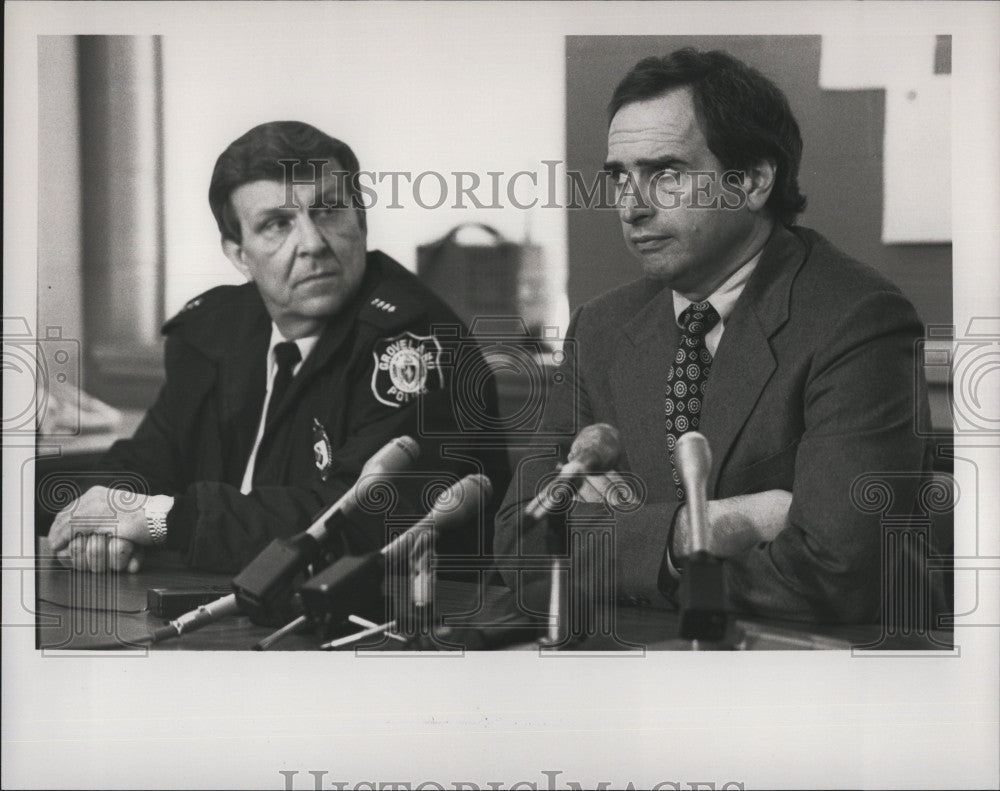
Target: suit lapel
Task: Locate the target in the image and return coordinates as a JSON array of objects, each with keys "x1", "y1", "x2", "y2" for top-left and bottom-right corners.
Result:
[
  {"x1": 610, "y1": 285, "x2": 678, "y2": 502},
  {"x1": 697, "y1": 302, "x2": 775, "y2": 493},
  {"x1": 699, "y1": 226, "x2": 807, "y2": 491}
]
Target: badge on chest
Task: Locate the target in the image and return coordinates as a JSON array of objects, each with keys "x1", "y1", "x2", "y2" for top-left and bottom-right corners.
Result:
[
  {"x1": 371, "y1": 331, "x2": 444, "y2": 407},
  {"x1": 312, "y1": 417, "x2": 333, "y2": 480}
]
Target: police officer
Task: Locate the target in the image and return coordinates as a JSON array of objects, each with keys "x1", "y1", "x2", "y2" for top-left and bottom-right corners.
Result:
[{"x1": 49, "y1": 121, "x2": 506, "y2": 573}]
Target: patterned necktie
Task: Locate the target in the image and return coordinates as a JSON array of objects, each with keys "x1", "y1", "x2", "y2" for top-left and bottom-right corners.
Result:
[
  {"x1": 666, "y1": 301, "x2": 721, "y2": 501},
  {"x1": 267, "y1": 340, "x2": 301, "y2": 422}
]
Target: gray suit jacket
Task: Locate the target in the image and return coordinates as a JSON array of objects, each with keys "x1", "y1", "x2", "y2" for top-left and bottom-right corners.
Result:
[{"x1": 495, "y1": 225, "x2": 935, "y2": 624}]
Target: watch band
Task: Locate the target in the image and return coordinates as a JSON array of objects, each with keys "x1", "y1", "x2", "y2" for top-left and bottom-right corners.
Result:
[{"x1": 146, "y1": 511, "x2": 168, "y2": 547}]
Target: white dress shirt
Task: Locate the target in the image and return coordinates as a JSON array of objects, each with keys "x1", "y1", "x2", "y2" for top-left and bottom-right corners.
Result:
[
  {"x1": 671, "y1": 249, "x2": 763, "y2": 355},
  {"x1": 239, "y1": 326, "x2": 320, "y2": 494}
]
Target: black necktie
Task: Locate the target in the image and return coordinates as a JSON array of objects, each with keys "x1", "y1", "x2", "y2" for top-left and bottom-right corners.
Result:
[
  {"x1": 267, "y1": 341, "x2": 301, "y2": 422},
  {"x1": 666, "y1": 301, "x2": 721, "y2": 501}
]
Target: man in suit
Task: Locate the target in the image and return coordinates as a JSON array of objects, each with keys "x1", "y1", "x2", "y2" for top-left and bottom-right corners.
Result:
[
  {"x1": 49, "y1": 121, "x2": 506, "y2": 574},
  {"x1": 494, "y1": 49, "x2": 933, "y2": 624}
]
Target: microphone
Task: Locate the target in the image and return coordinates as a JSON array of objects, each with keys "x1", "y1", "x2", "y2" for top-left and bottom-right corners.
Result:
[
  {"x1": 231, "y1": 436, "x2": 420, "y2": 625},
  {"x1": 382, "y1": 473, "x2": 491, "y2": 565},
  {"x1": 306, "y1": 435, "x2": 422, "y2": 543},
  {"x1": 148, "y1": 436, "x2": 420, "y2": 643},
  {"x1": 147, "y1": 594, "x2": 241, "y2": 644},
  {"x1": 297, "y1": 474, "x2": 491, "y2": 634},
  {"x1": 674, "y1": 431, "x2": 728, "y2": 644},
  {"x1": 524, "y1": 423, "x2": 621, "y2": 522},
  {"x1": 675, "y1": 431, "x2": 712, "y2": 554}
]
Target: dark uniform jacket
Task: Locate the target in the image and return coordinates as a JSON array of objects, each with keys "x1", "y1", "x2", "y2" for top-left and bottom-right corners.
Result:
[
  {"x1": 495, "y1": 226, "x2": 940, "y2": 624},
  {"x1": 104, "y1": 251, "x2": 507, "y2": 572}
]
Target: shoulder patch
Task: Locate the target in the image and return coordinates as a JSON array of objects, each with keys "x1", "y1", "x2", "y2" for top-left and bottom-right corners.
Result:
[{"x1": 371, "y1": 331, "x2": 445, "y2": 408}]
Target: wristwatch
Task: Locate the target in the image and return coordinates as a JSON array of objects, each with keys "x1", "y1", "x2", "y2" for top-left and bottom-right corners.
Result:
[
  {"x1": 146, "y1": 512, "x2": 168, "y2": 547},
  {"x1": 145, "y1": 494, "x2": 174, "y2": 547}
]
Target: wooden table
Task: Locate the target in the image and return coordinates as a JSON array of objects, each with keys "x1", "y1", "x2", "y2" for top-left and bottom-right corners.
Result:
[{"x1": 35, "y1": 539, "x2": 953, "y2": 653}]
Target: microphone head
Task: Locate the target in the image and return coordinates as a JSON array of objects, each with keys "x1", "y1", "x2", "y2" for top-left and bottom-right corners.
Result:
[
  {"x1": 429, "y1": 473, "x2": 492, "y2": 520},
  {"x1": 361, "y1": 436, "x2": 420, "y2": 476},
  {"x1": 675, "y1": 431, "x2": 712, "y2": 489},
  {"x1": 567, "y1": 423, "x2": 621, "y2": 469},
  {"x1": 383, "y1": 474, "x2": 492, "y2": 565}
]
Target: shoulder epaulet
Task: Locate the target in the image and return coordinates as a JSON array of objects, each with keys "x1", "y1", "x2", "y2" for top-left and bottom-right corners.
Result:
[
  {"x1": 356, "y1": 264, "x2": 428, "y2": 330},
  {"x1": 357, "y1": 293, "x2": 419, "y2": 330},
  {"x1": 357, "y1": 250, "x2": 470, "y2": 333},
  {"x1": 161, "y1": 285, "x2": 246, "y2": 334}
]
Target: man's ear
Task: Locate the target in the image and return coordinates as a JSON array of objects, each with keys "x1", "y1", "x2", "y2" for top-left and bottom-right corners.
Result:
[
  {"x1": 743, "y1": 159, "x2": 777, "y2": 213},
  {"x1": 222, "y1": 237, "x2": 253, "y2": 281}
]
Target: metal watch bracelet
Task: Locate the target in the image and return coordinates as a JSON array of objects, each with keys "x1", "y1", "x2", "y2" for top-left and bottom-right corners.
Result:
[{"x1": 146, "y1": 512, "x2": 168, "y2": 547}]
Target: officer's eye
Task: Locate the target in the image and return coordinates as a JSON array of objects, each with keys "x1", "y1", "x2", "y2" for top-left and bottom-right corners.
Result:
[
  {"x1": 260, "y1": 217, "x2": 292, "y2": 234},
  {"x1": 611, "y1": 171, "x2": 641, "y2": 198},
  {"x1": 651, "y1": 168, "x2": 683, "y2": 191}
]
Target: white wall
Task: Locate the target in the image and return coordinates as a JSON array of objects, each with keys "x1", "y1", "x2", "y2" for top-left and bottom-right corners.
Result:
[
  {"x1": 37, "y1": 35, "x2": 83, "y2": 378},
  {"x1": 161, "y1": 10, "x2": 568, "y2": 323}
]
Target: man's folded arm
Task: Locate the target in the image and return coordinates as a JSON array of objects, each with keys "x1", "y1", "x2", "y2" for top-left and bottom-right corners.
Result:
[
  {"x1": 719, "y1": 291, "x2": 929, "y2": 624},
  {"x1": 670, "y1": 489, "x2": 792, "y2": 559},
  {"x1": 166, "y1": 385, "x2": 481, "y2": 573},
  {"x1": 166, "y1": 438, "x2": 380, "y2": 573}
]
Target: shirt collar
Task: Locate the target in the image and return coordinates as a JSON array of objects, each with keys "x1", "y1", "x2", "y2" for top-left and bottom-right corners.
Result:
[
  {"x1": 267, "y1": 324, "x2": 320, "y2": 370},
  {"x1": 672, "y1": 248, "x2": 764, "y2": 326}
]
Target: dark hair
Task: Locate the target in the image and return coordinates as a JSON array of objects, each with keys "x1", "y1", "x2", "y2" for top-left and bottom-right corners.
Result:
[
  {"x1": 609, "y1": 48, "x2": 806, "y2": 226},
  {"x1": 209, "y1": 120, "x2": 366, "y2": 242}
]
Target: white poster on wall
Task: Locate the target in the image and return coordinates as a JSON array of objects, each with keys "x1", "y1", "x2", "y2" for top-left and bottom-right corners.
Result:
[{"x1": 820, "y1": 35, "x2": 952, "y2": 244}]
